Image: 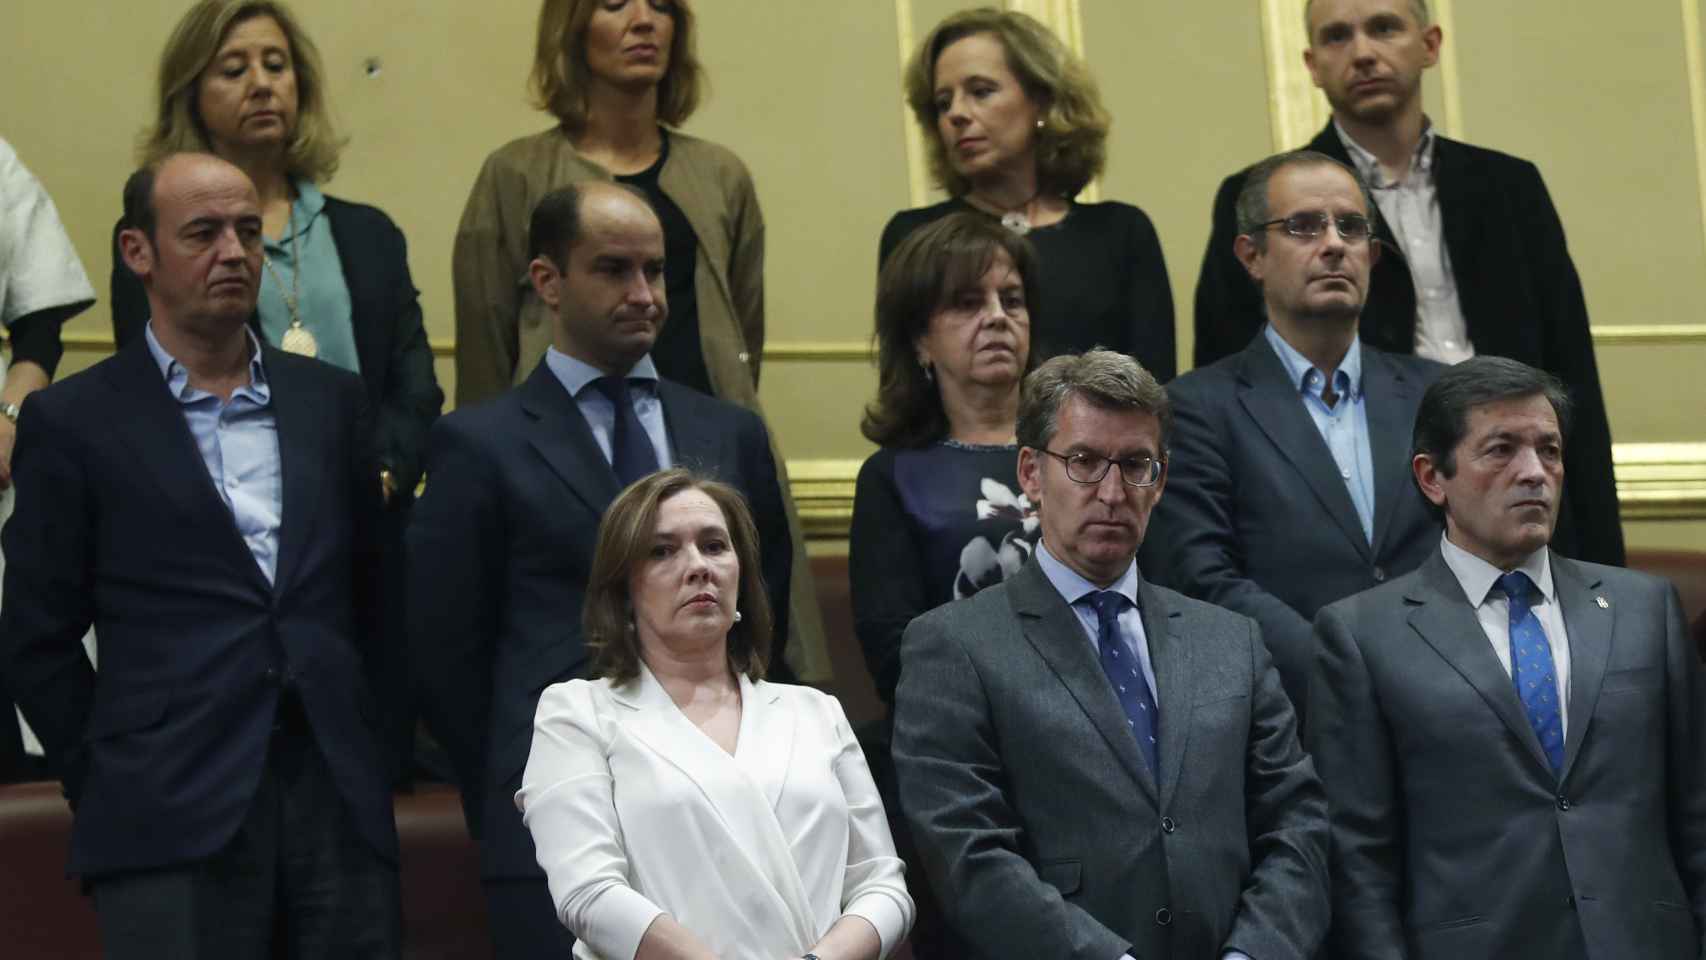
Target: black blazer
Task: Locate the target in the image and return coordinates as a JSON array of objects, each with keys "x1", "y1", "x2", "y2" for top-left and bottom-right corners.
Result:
[
  {"x1": 0, "y1": 338, "x2": 397, "y2": 878},
  {"x1": 1139, "y1": 336, "x2": 1444, "y2": 717},
  {"x1": 406, "y1": 360, "x2": 794, "y2": 879},
  {"x1": 1193, "y1": 123, "x2": 1623, "y2": 568},
  {"x1": 111, "y1": 195, "x2": 442, "y2": 495}
]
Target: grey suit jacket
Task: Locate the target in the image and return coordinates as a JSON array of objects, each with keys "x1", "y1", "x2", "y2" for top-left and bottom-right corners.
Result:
[
  {"x1": 892, "y1": 558, "x2": 1329, "y2": 960},
  {"x1": 1140, "y1": 336, "x2": 1444, "y2": 719},
  {"x1": 1309, "y1": 549, "x2": 1706, "y2": 959}
]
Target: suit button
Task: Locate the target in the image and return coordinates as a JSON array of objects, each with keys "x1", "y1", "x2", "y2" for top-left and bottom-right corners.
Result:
[
  {"x1": 1154, "y1": 907, "x2": 1172, "y2": 926},
  {"x1": 1161, "y1": 816, "x2": 1176, "y2": 834},
  {"x1": 1557, "y1": 796, "x2": 1571, "y2": 811},
  {"x1": 1372, "y1": 566, "x2": 1387, "y2": 582}
]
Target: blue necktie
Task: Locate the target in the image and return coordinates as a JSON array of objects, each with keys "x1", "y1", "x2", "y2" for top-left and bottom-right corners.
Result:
[
  {"x1": 1498, "y1": 571, "x2": 1565, "y2": 775},
  {"x1": 1087, "y1": 591, "x2": 1160, "y2": 777},
  {"x1": 591, "y1": 376, "x2": 659, "y2": 487}
]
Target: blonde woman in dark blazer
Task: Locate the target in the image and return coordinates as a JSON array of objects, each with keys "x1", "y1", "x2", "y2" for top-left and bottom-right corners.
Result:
[{"x1": 455, "y1": 0, "x2": 827, "y2": 682}]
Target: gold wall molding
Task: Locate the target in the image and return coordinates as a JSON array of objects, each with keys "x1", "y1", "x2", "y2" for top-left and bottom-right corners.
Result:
[
  {"x1": 787, "y1": 442, "x2": 1706, "y2": 539},
  {"x1": 1684, "y1": 0, "x2": 1706, "y2": 268},
  {"x1": 1257, "y1": 0, "x2": 1462, "y2": 150},
  {"x1": 61, "y1": 324, "x2": 1706, "y2": 363}
]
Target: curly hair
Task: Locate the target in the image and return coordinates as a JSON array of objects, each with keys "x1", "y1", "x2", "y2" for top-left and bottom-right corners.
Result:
[
  {"x1": 903, "y1": 7, "x2": 1110, "y2": 199},
  {"x1": 139, "y1": 0, "x2": 342, "y2": 182},
  {"x1": 530, "y1": 0, "x2": 705, "y2": 133}
]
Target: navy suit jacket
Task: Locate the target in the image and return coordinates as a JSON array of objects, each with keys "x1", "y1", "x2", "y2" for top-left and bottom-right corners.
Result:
[
  {"x1": 407, "y1": 360, "x2": 793, "y2": 878},
  {"x1": 0, "y1": 338, "x2": 397, "y2": 878},
  {"x1": 1139, "y1": 336, "x2": 1444, "y2": 717},
  {"x1": 1192, "y1": 123, "x2": 1623, "y2": 569}
]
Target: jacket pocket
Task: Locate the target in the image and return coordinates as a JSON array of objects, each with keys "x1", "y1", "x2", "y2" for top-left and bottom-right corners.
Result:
[
  {"x1": 84, "y1": 688, "x2": 170, "y2": 741},
  {"x1": 1036, "y1": 858, "x2": 1082, "y2": 897}
]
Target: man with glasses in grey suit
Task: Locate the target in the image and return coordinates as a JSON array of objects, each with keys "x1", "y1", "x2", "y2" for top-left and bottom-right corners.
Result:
[{"x1": 892, "y1": 349, "x2": 1330, "y2": 960}]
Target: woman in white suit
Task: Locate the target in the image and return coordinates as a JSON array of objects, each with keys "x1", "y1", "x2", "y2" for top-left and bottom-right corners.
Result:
[{"x1": 518, "y1": 469, "x2": 913, "y2": 960}]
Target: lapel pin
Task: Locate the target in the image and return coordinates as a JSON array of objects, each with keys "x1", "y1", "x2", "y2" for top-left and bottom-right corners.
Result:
[{"x1": 1595, "y1": 596, "x2": 1609, "y2": 609}]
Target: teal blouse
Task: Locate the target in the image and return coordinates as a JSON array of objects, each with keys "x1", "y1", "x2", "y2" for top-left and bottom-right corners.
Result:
[{"x1": 258, "y1": 179, "x2": 360, "y2": 374}]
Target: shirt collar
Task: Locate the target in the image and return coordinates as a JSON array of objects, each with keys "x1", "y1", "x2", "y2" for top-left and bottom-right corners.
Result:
[
  {"x1": 544, "y1": 346, "x2": 660, "y2": 400},
  {"x1": 1438, "y1": 532, "x2": 1554, "y2": 607},
  {"x1": 1035, "y1": 539, "x2": 1140, "y2": 609},
  {"x1": 1263, "y1": 323, "x2": 1362, "y2": 401},
  {"x1": 1333, "y1": 117, "x2": 1437, "y2": 187},
  {"x1": 144, "y1": 321, "x2": 270, "y2": 403},
  {"x1": 266, "y1": 178, "x2": 326, "y2": 249}
]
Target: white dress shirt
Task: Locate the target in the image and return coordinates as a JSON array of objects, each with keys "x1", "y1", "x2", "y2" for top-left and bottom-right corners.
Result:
[
  {"x1": 517, "y1": 665, "x2": 913, "y2": 960},
  {"x1": 1439, "y1": 535, "x2": 1573, "y2": 735},
  {"x1": 1336, "y1": 120, "x2": 1474, "y2": 365}
]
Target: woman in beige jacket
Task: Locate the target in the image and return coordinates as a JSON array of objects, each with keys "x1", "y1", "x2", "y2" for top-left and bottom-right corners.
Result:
[{"x1": 452, "y1": 0, "x2": 828, "y2": 681}]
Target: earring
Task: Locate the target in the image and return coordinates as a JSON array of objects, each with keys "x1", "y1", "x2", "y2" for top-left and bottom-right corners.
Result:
[
  {"x1": 1035, "y1": 118, "x2": 1045, "y2": 129},
  {"x1": 732, "y1": 610, "x2": 743, "y2": 624},
  {"x1": 920, "y1": 359, "x2": 935, "y2": 383}
]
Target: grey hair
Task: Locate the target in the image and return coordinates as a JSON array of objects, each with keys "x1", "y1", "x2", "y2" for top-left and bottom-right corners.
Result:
[
  {"x1": 1305, "y1": 0, "x2": 1430, "y2": 37},
  {"x1": 1017, "y1": 349, "x2": 1172, "y2": 455},
  {"x1": 1235, "y1": 149, "x2": 1375, "y2": 252}
]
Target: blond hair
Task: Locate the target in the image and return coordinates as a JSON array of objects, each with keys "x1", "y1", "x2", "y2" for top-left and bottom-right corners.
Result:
[
  {"x1": 530, "y1": 0, "x2": 705, "y2": 132},
  {"x1": 904, "y1": 7, "x2": 1110, "y2": 198},
  {"x1": 139, "y1": 0, "x2": 342, "y2": 182}
]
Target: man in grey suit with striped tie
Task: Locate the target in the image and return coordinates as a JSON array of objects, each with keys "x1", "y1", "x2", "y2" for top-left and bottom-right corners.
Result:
[
  {"x1": 1309, "y1": 356, "x2": 1706, "y2": 958},
  {"x1": 892, "y1": 350, "x2": 1330, "y2": 960}
]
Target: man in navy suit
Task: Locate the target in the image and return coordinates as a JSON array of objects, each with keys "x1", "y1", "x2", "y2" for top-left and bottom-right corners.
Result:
[
  {"x1": 0, "y1": 153, "x2": 399, "y2": 957},
  {"x1": 408, "y1": 181, "x2": 794, "y2": 959}
]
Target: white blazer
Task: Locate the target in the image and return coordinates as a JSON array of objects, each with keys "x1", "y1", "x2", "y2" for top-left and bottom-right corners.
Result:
[{"x1": 517, "y1": 665, "x2": 914, "y2": 960}]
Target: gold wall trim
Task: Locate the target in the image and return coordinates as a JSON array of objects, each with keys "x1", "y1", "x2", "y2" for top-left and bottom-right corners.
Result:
[
  {"x1": 895, "y1": 0, "x2": 930, "y2": 210},
  {"x1": 788, "y1": 443, "x2": 1706, "y2": 539},
  {"x1": 1259, "y1": 0, "x2": 1462, "y2": 149},
  {"x1": 1684, "y1": 0, "x2": 1706, "y2": 267},
  {"x1": 61, "y1": 325, "x2": 1706, "y2": 362}
]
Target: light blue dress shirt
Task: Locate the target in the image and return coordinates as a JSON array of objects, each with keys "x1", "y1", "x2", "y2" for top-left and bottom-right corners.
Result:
[
  {"x1": 1264, "y1": 324, "x2": 1376, "y2": 544},
  {"x1": 258, "y1": 178, "x2": 360, "y2": 375},
  {"x1": 543, "y1": 347, "x2": 673, "y2": 471},
  {"x1": 145, "y1": 323, "x2": 283, "y2": 584},
  {"x1": 1034, "y1": 541, "x2": 1158, "y2": 704}
]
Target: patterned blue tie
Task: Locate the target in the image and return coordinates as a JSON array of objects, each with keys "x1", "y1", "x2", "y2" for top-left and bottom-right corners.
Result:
[
  {"x1": 1087, "y1": 591, "x2": 1160, "y2": 777},
  {"x1": 591, "y1": 376, "x2": 660, "y2": 487},
  {"x1": 1498, "y1": 571, "x2": 1565, "y2": 775}
]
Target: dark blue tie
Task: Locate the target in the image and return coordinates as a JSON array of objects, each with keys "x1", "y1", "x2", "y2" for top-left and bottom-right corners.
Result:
[
  {"x1": 1087, "y1": 591, "x2": 1160, "y2": 777},
  {"x1": 1498, "y1": 571, "x2": 1565, "y2": 775},
  {"x1": 591, "y1": 376, "x2": 659, "y2": 487}
]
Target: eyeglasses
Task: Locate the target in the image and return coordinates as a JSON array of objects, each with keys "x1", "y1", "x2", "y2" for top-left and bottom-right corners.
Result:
[
  {"x1": 1038, "y1": 449, "x2": 1164, "y2": 487},
  {"x1": 1259, "y1": 212, "x2": 1374, "y2": 243}
]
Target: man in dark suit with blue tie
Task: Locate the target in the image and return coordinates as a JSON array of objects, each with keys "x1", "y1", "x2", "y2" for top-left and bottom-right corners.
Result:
[
  {"x1": 407, "y1": 180, "x2": 794, "y2": 959},
  {"x1": 893, "y1": 349, "x2": 1330, "y2": 960},
  {"x1": 0, "y1": 152, "x2": 400, "y2": 956},
  {"x1": 1309, "y1": 356, "x2": 1706, "y2": 958}
]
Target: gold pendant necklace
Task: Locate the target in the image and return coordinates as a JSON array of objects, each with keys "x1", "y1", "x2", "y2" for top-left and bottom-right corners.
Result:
[{"x1": 263, "y1": 200, "x2": 319, "y2": 358}]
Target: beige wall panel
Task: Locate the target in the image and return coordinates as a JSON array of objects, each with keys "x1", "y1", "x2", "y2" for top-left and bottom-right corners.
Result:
[
  {"x1": 685, "y1": 4, "x2": 905, "y2": 459},
  {"x1": 1082, "y1": 0, "x2": 1272, "y2": 372},
  {"x1": 1450, "y1": 1, "x2": 1706, "y2": 326},
  {"x1": 1596, "y1": 341, "x2": 1706, "y2": 442},
  {"x1": 1626, "y1": 519, "x2": 1706, "y2": 551}
]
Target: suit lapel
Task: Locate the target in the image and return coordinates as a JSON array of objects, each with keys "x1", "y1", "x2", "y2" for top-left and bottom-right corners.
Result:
[
  {"x1": 266, "y1": 350, "x2": 326, "y2": 596},
  {"x1": 1362, "y1": 350, "x2": 1419, "y2": 555},
  {"x1": 99, "y1": 339, "x2": 272, "y2": 594},
  {"x1": 657, "y1": 381, "x2": 716, "y2": 473},
  {"x1": 517, "y1": 361, "x2": 621, "y2": 515},
  {"x1": 1406, "y1": 551, "x2": 1556, "y2": 777},
  {"x1": 1138, "y1": 578, "x2": 1192, "y2": 810},
  {"x1": 1235, "y1": 341, "x2": 1371, "y2": 558},
  {"x1": 322, "y1": 199, "x2": 385, "y2": 385},
  {"x1": 1430, "y1": 137, "x2": 1488, "y2": 345},
  {"x1": 1553, "y1": 554, "x2": 1613, "y2": 780},
  {"x1": 1008, "y1": 561, "x2": 1157, "y2": 802}
]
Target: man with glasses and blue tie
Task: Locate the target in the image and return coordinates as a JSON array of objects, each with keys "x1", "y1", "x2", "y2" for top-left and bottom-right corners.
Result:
[
  {"x1": 1141, "y1": 150, "x2": 1444, "y2": 720},
  {"x1": 1308, "y1": 355, "x2": 1706, "y2": 959},
  {"x1": 892, "y1": 348, "x2": 1330, "y2": 960}
]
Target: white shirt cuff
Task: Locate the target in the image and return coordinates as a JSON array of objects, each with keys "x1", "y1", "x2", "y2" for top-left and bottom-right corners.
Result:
[
  {"x1": 578, "y1": 884, "x2": 665, "y2": 960},
  {"x1": 844, "y1": 890, "x2": 911, "y2": 959}
]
